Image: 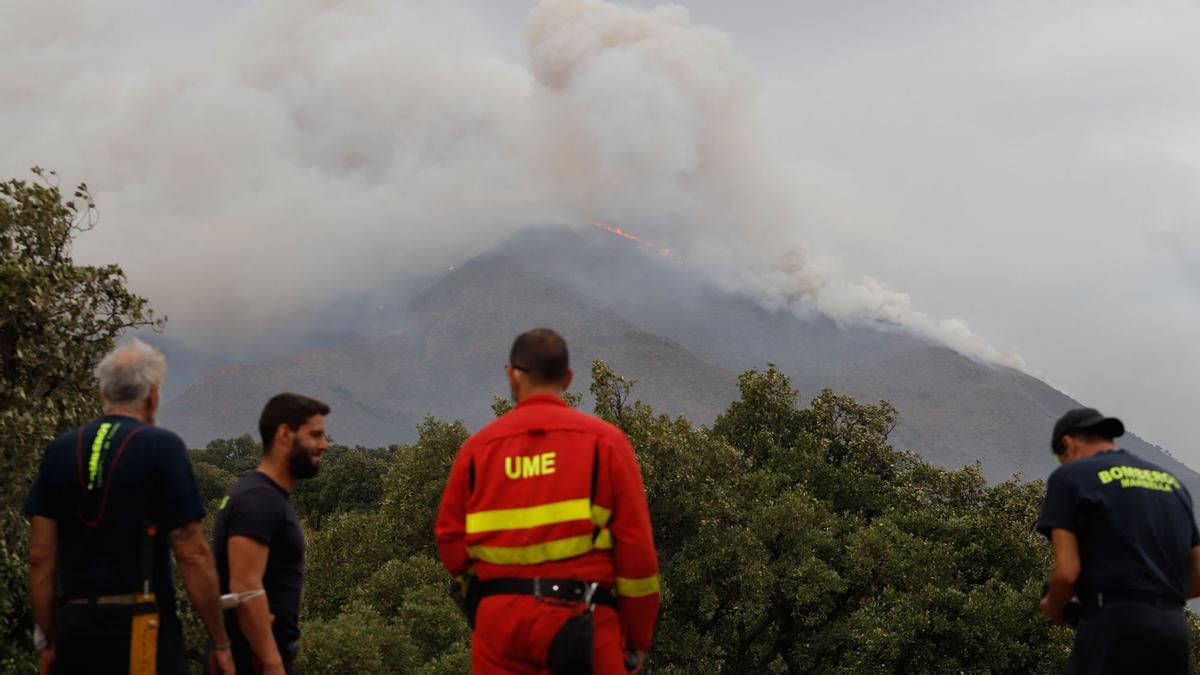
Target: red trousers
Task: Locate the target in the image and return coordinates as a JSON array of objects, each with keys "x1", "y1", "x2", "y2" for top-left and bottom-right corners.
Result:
[{"x1": 472, "y1": 595, "x2": 625, "y2": 674}]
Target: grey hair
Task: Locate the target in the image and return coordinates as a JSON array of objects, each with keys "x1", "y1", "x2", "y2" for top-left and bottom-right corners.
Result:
[{"x1": 95, "y1": 337, "x2": 167, "y2": 405}]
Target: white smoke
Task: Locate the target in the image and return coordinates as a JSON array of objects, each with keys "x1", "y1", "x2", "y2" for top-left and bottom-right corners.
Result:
[{"x1": 0, "y1": 0, "x2": 1024, "y2": 369}]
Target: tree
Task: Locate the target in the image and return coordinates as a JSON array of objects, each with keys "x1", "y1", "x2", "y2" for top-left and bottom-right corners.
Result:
[
  {"x1": 588, "y1": 360, "x2": 1076, "y2": 673},
  {"x1": 589, "y1": 360, "x2": 637, "y2": 431},
  {"x1": 300, "y1": 417, "x2": 472, "y2": 672},
  {"x1": 189, "y1": 434, "x2": 261, "y2": 477},
  {"x1": 284, "y1": 361, "x2": 1198, "y2": 672},
  {"x1": 292, "y1": 445, "x2": 392, "y2": 528},
  {"x1": 191, "y1": 460, "x2": 237, "y2": 506},
  {"x1": 0, "y1": 169, "x2": 160, "y2": 669},
  {"x1": 491, "y1": 390, "x2": 582, "y2": 418}
]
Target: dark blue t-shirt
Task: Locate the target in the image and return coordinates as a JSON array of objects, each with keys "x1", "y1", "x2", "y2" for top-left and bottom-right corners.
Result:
[
  {"x1": 23, "y1": 415, "x2": 206, "y2": 617},
  {"x1": 212, "y1": 471, "x2": 306, "y2": 646},
  {"x1": 1038, "y1": 449, "x2": 1200, "y2": 602}
]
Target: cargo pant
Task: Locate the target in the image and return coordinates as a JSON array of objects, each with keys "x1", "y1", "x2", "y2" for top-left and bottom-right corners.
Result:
[
  {"x1": 1066, "y1": 601, "x2": 1189, "y2": 675},
  {"x1": 54, "y1": 603, "x2": 187, "y2": 675},
  {"x1": 472, "y1": 595, "x2": 626, "y2": 674}
]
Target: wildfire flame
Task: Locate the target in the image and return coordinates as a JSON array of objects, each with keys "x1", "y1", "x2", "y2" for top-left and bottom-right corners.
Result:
[{"x1": 589, "y1": 221, "x2": 671, "y2": 258}]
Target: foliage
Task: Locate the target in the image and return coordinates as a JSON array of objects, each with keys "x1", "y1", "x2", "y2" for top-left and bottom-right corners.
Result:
[
  {"x1": 294, "y1": 602, "x2": 416, "y2": 674},
  {"x1": 590, "y1": 360, "x2": 636, "y2": 429},
  {"x1": 592, "y1": 362, "x2": 1077, "y2": 673},
  {"x1": 285, "y1": 361, "x2": 1127, "y2": 673},
  {"x1": 490, "y1": 395, "x2": 512, "y2": 418},
  {"x1": 189, "y1": 434, "x2": 260, "y2": 477},
  {"x1": 491, "y1": 390, "x2": 582, "y2": 418},
  {"x1": 379, "y1": 416, "x2": 469, "y2": 561},
  {"x1": 192, "y1": 460, "x2": 237, "y2": 506},
  {"x1": 0, "y1": 169, "x2": 160, "y2": 671},
  {"x1": 299, "y1": 417, "x2": 472, "y2": 672},
  {"x1": 292, "y1": 445, "x2": 392, "y2": 528}
]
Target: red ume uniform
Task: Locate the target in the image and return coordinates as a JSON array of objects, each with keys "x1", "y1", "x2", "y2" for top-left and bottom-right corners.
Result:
[{"x1": 435, "y1": 394, "x2": 660, "y2": 674}]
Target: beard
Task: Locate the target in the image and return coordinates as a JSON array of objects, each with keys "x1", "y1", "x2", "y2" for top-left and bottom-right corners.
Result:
[{"x1": 287, "y1": 439, "x2": 320, "y2": 480}]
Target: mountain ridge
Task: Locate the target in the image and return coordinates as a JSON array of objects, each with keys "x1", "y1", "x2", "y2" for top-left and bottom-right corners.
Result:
[{"x1": 162, "y1": 225, "x2": 1196, "y2": 495}]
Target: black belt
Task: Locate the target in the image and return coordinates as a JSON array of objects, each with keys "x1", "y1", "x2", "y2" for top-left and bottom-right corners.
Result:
[
  {"x1": 476, "y1": 578, "x2": 618, "y2": 609},
  {"x1": 1082, "y1": 590, "x2": 1184, "y2": 610},
  {"x1": 62, "y1": 593, "x2": 157, "y2": 613}
]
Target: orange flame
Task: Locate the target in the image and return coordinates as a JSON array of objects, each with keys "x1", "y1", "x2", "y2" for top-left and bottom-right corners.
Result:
[{"x1": 589, "y1": 221, "x2": 671, "y2": 257}]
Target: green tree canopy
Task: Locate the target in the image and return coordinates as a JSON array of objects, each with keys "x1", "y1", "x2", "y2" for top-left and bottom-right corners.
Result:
[{"x1": 287, "y1": 361, "x2": 1114, "y2": 673}]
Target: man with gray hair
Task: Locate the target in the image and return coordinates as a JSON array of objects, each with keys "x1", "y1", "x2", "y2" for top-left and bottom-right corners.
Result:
[{"x1": 25, "y1": 338, "x2": 234, "y2": 674}]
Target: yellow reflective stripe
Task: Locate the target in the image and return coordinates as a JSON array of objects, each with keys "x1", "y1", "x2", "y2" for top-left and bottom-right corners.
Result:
[
  {"x1": 88, "y1": 422, "x2": 113, "y2": 490},
  {"x1": 594, "y1": 528, "x2": 612, "y2": 549},
  {"x1": 616, "y1": 575, "x2": 660, "y2": 598},
  {"x1": 591, "y1": 504, "x2": 611, "y2": 526},
  {"x1": 467, "y1": 534, "x2": 594, "y2": 565},
  {"x1": 466, "y1": 498, "x2": 592, "y2": 534}
]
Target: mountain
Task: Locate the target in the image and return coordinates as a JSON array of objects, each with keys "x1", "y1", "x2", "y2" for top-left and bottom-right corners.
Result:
[{"x1": 162, "y1": 226, "x2": 1197, "y2": 494}]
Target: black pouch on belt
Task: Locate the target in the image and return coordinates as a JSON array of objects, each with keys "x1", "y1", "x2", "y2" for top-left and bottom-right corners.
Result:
[
  {"x1": 547, "y1": 582, "x2": 599, "y2": 675},
  {"x1": 450, "y1": 574, "x2": 484, "y2": 629}
]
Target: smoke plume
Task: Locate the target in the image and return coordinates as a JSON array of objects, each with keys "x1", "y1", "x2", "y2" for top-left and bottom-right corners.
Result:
[{"x1": 0, "y1": 0, "x2": 1021, "y2": 368}]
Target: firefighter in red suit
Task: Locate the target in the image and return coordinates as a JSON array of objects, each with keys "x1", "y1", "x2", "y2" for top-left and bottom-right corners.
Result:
[{"x1": 436, "y1": 328, "x2": 660, "y2": 674}]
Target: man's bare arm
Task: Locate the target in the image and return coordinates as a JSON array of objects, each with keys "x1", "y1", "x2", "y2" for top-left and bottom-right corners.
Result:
[
  {"x1": 28, "y1": 516, "x2": 57, "y2": 644},
  {"x1": 1042, "y1": 528, "x2": 1081, "y2": 622},
  {"x1": 1187, "y1": 546, "x2": 1200, "y2": 599},
  {"x1": 228, "y1": 535, "x2": 284, "y2": 672},
  {"x1": 170, "y1": 521, "x2": 230, "y2": 646}
]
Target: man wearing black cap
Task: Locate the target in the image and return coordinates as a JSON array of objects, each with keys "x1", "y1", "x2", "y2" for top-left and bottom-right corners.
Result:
[{"x1": 1038, "y1": 407, "x2": 1200, "y2": 674}]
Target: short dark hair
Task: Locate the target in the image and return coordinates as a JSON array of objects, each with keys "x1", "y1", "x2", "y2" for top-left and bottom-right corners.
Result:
[
  {"x1": 509, "y1": 328, "x2": 570, "y2": 385},
  {"x1": 1055, "y1": 431, "x2": 1113, "y2": 454},
  {"x1": 259, "y1": 393, "x2": 331, "y2": 452}
]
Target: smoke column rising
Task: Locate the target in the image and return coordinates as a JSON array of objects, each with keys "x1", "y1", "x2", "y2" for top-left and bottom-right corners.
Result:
[{"x1": 0, "y1": 0, "x2": 1022, "y2": 368}]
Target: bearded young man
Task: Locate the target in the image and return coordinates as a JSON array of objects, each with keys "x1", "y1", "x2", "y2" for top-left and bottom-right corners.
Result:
[{"x1": 212, "y1": 393, "x2": 330, "y2": 674}]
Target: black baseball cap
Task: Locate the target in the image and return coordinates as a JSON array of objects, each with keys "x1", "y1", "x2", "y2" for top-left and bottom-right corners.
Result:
[{"x1": 1051, "y1": 407, "x2": 1125, "y2": 454}]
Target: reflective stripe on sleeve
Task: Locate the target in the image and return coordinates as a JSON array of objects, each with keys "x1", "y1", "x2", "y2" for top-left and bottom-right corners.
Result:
[
  {"x1": 616, "y1": 575, "x2": 660, "y2": 598},
  {"x1": 467, "y1": 534, "x2": 595, "y2": 565},
  {"x1": 591, "y1": 504, "x2": 612, "y2": 526},
  {"x1": 465, "y1": 498, "x2": 592, "y2": 534},
  {"x1": 594, "y1": 528, "x2": 613, "y2": 549}
]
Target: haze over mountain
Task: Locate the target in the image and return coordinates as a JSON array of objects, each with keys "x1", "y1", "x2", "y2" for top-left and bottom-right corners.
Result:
[{"x1": 163, "y1": 226, "x2": 1199, "y2": 496}]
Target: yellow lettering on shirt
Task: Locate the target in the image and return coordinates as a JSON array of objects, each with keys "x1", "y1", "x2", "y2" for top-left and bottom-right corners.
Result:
[
  {"x1": 504, "y1": 452, "x2": 557, "y2": 479},
  {"x1": 1097, "y1": 465, "x2": 1183, "y2": 492}
]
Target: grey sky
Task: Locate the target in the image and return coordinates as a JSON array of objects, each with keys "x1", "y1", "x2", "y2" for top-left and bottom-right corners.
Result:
[{"x1": 2, "y1": 0, "x2": 1196, "y2": 462}]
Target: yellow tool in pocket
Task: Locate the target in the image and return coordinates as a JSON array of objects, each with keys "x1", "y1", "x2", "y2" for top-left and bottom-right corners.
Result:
[{"x1": 129, "y1": 593, "x2": 158, "y2": 675}]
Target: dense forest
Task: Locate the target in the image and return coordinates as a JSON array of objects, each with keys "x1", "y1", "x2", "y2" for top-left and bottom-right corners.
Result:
[
  {"x1": 4, "y1": 171, "x2": 1200, "y2": 673},
  {"x1": 180, "y1": 361, "x2": 1103, "y2": 673}
]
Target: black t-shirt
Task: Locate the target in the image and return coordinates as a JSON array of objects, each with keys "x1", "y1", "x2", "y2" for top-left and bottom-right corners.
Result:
[
  {"x1": 23, "y1": 415, "x2": 206, "y2": 618},
  {"x1": 213, "y1": 471, "x2": 305, "y2": 646},
  {"x1": 1038, "y1": 449, "x2": 1200, "y2": 602}
]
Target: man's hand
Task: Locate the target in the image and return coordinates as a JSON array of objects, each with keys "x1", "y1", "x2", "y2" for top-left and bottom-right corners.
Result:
[
  {"x1": 37, "y1": 646, "x2": 55, "y2": 675},
  {"x1": 1187, "y1": 545, "x2": 1200, "y2": 599},
  {"x1": 208, "y1": 647, "x2": 234, "y2": 675},
  {"x1": 1040, "y1": 595, "x2": 1065, "y2": 624},
  {"x1": 628, "y1": 648, "x2": 648, "y2": 672}
]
